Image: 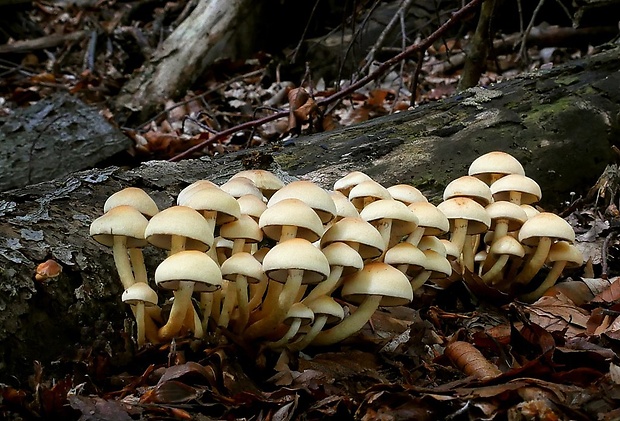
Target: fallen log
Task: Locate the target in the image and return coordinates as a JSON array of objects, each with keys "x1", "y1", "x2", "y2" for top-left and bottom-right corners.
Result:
[{"x1": 0, "y1": 46, "x2": 618, "y2": 383}]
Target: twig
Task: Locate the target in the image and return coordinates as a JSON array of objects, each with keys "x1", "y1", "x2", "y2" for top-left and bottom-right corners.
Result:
[
  {"x1": 601, "y1": 231, "x2": 616, "y2": 280},
  {"x1": 168, "y1": 0, "x2": 483, "y2": 162},
  {"x1": 517, "y1": 0, "x2": 547, "y2": 64},
  {"x1": 360, "y1": 0, "x2": 416, "y2": 75},
  {"x1": 0, "y1": 30, "x2": 88, "y2": 54},
  {"x1": 290, "y1": 0, "x2": 322, "y2": 64}
]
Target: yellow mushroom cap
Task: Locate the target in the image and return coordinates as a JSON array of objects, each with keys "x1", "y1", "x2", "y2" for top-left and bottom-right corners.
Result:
[
  {"x1": 145, "y1": 206, "x2": 213, "y2": 251},
  {"x1": 155, "y1": 250, "x2": 222, "y2": 292},
  {"x1": 341, "y1": 262, "x2": 413, "y2": 306},
  {"x1": 90, "y1": 205, "x2": 148, "y2": 248},
  {"x1": 262, "y1": 238, "x2": 330, "y2": 284}
]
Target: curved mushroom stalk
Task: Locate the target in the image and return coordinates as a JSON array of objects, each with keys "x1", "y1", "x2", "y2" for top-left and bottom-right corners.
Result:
[
  {"x1": 244, "y1": 269, "x2": 305, "y2": 340},
  {"x1": 312, "y1": 262, "x2": 412, "y2": 346},
  {"x1": 312, "y1": 295, "x2": 383, "y2": 346},
  {"x1": 158, "y1": 281, "x2": 195, "y2": 341},
  {"x1": 266, "y1": 303, "x2": 314, "y2": 349},
  {"x1": 245, "y1": 239, "x2": 329, "y2": 340}
]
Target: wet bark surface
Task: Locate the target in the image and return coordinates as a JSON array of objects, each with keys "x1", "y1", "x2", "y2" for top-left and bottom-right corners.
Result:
[
  {"x1": 0, "y1": 93, "x2": 130, "y2": 191},
  {"x1": 0, "y1": 46, "x2": 619, "y2": 383}
]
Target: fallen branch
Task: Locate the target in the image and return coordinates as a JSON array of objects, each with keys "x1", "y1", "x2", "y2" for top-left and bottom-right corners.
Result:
[
  {"x1": 0, "y1": 30, "x2": 88, "y2": 54},
  {"x1": 169, "y1": 0, "x2": 483, "y2": 162}
]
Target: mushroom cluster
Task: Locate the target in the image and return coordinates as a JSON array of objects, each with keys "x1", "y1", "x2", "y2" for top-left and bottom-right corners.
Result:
[{"x1": 89, "y1": 151, "x2": 581, "y2": 349}]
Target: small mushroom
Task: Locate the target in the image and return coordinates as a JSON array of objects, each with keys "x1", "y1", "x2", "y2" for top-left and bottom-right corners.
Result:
[
  {"x1": 122, "y1": 283, "x2": 159, "y2": 347},
  {"x1": 244, "y1": 238, "x2": 329, "y2": 340},
  {"x1": 303, "y1": 242, "x2": 364, "y2": 303},
  {"x1": 468, "y1": 151, "x2": 525, "y2": 185},
  {"x1": 515, "y1": 212, "x2": 576, "y2": 284},
  {"x1": 90, "y1": 205, "x2": 149, "y2": 290},
  {"x1": 312, "y1": 262, "x2": 413, "y2": 346},
  {"x1": 266, "y1": 303, "x2": 314, "y2": 349},
  {"x1": 289, "y1": 296, "x2": 344, "y2": 351},
  {"x1": 490, "y1": 174, "x2": 542, "y2": 205},
  {"x1": 155, "y1": 250, "x2": 222, "y2": 341},
  {"x1": 268, "y1": 180, "x2": 337, "y2": 225},
  {"x1": 520, "y1": 241, "x2": 582, "y2": 302},
  {"x1": 35, "y1": 259, "x2": 62, "y2": 282}
]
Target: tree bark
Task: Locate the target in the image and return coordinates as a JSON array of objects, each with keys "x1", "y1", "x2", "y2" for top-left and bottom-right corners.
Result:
[
  {"x1": 0, "y1": 46, "x2": 618, "y2": 383},
  {"x1": 114, "y1": 0, "x2": 255, "y2": 123}
]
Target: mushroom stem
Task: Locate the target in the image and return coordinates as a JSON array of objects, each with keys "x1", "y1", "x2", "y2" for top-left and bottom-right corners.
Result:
[
  {"x1": 450, "y1": 219, "x2": 468, "y2": 253},
  {"x1": 233, "y1": 275, "x2": 250, "y2": 333},
  {"x1": 461, "y1": 235, "x2": 476, "y2": 273},
  {"x1": 482, "y1": 254, "x2": 510, "y2": 284},
  {"x1": 267, "y1": 319, "x2": 302, "y2": 349},
  {"x1": 375, "y1": 218, "x2": 393, "y2": 254},
  {"x1": 170, "y1": 234, "x2": 186, "y2": 255},
  {"x1": 129, "y1": 248, "x2": 148, "y2": 284},
  {"x1": 200, "y1": 292, "x2": 213, "y2": 331},
  {"x1": 244, "y1": 269, "x2": 304, "y2": 340},
  {"x1": 288, "y1": 315, "x2": 328, "y2": 351},
  {"x1": 134, "y1": 302, "x2": 146, "y2": 347},
  {"x1": 218, "y1": 281, "x2": 237, "y2": 329},
  {"x1": 302, "y1": 266, "x2": 344, "y2": 304},
  {"x1": 250, "y1": 280, "x2": 282, "y2": 322},
  {"x1": 210, "y1": 289, "x2": 222, "y2": 323},
  {"x1": 311, "y1": 295, "x2": 382, "y2": 346},
  {"x1": 113, "y1": 235, "x2": 135, "y2": 289},
  {"x1": 279, "y1": 225, "x2": 298, "y2": 242},
  {"x1": 515, "y1": 237, "x2": 552, "y2": 284},
  {"x1": 158, "y1": 280, "x2": 195, "y2": 341},
  {"x1": 520, "y1": 260, "x2": 567, "y2": 302},
  {"x1": 410, "y1": 270, "x2": 431, "y2": 291},
  {"x1": 405, "y1": 227, "x2": 425, "y2": 247},
  {"x1": 248, "y1": 278, "x2": 268, "y2": 311}
]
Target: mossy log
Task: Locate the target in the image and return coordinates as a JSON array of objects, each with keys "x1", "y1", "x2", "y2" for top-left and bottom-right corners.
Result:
[{"x1": 0, "y1": 47, "x2": 619, "y2": 382}]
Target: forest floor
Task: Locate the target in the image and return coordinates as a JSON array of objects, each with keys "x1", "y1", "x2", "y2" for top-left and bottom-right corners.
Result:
[{"x1": 1, "y1": 1, "x2": 620, "y2": 420}]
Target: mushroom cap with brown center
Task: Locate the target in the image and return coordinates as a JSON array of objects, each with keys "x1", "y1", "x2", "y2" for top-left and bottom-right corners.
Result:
[
  {"x1": 490, "y1": 174, "x2": 542, "y2": 205},
  {"x1": 489, "y1": 235, "x2": 525, "y2": 258},
  {"x1": 333, "y1": 171, "x2": 373, "y2": 197},
  {"x1": 268, "y1": 180, "x2": 336, "y2": 224},
  {"x1": 178, "y1": 185, "x2": 241, "y2": 226},
  {"x1": 485, "y1": 201, "x2": 528, "y2": 232},
  {"x1": 546, "y1": 241, "x2": 583, "y2": 267},
  {"x1": 259, "y1": 198, "x2": 324, "y2": 242},
  {"x1": 443, "y1": 175, "x2": 493, "y2": 206},
  {"x1": 360, "y1": 199, "x2": 419, "y2": 237},
  {"x1": 220, "y1": 252, "x2": 265, "y2": 284},
  {"x1": 329, "y1": 190, "x2": 360, "y2": 220},
  {"x1": 155, "y1": 250, "x2": 222, "y2": 292},
  {"x1": 349, "y1": 180, "x2": 392, "y2": 209},
  {"x1": 408, "y1": 202, "x2": 450, "y2": 236},
  {"x1": 436, "y1": 197, "x2": 491, "y2": 235},
  {"x1": 231, "y1": 170, "x2": 284, "y2": 199},
  {"x1": 237, "y1": 194, "x2": 267, "y2": 221},
  {"x1": 320, "y1": 217, "x2": 385, "y2": 260},
  {"x1": 468, "y1": 151, "x2": 525, "y2": 185},
  {"x1": 262, "y1": 238, "x2": 330, "y2": 284},
  {"x1": 90, "y1": 205, "x2": 149, "y2": 248},
  {"x1": 518, "y1": 212, "x2": 575, "y2": 246},
  {"x1": 321, "y1": 242, "x2": 364, "y2": 276},
  {"x1": 387, "y1": 184, "x2": 428, "y2": 205},
  {"x1": 122, "y1": 282, "x2": 159, "y2": 306},
  {"x1": 341, "y1": 262, "x2": 413, "y2": 306},
  {"x1": 220, "y1": 214, "x2": 263, "y2": 244},
  {"x1": 220, "y1": 176, "x2": 263, "y2": 199},
  {"x1": 145, "y1": 206, "x2": 214, "y2": 251},
  {"x1": 306, "y1": 295, "x2": 344, "y2": 324},
  {"x1": 104, "y1": 187, "x2": 159, "y2": 218},
  {"x1": 384, "y1": 242, "x2": 426, "y2": 276}
]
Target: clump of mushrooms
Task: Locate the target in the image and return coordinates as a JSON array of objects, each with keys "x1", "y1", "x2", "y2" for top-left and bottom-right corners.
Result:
[{"x1": 89, "y1": 150, "x2": 581, "y2": 351}]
